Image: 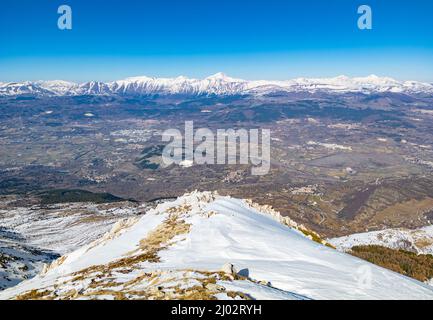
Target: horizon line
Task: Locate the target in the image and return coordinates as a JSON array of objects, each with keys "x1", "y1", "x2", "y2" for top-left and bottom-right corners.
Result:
[{"x1": 2, "y1": 73, "x2": 432, "y2": 84}]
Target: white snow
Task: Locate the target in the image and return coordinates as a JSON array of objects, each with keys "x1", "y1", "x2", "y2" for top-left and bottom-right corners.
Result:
[
  {"x1": 329, "y1": 225, "x2": 433, "y2": 255},
  {"x1": 0, "y1": 203, "x2": 144, "y2": 254},
  {"x1": 1, "y1": 74, "x2": 432, "y2": 97},
  {"x1": 2, "y1": 191, "x2": 433, "y2": 300},
  {"x1": 0, "y1": 202, "x2": 145, "y2": 290}
]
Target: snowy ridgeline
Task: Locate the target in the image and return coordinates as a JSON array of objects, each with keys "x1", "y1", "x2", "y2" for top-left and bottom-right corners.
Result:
[
  {"x1": 1, "y1": 191, "x2": 433, "y2": 300},
  {"x1": 1, "y1": 73, "x2": 433, "y2": 97}
]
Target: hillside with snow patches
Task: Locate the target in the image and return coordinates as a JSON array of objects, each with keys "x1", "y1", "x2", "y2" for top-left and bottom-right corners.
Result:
[
  {"x1": 0, "y1": 201, "x2": 145, "y2": 290},
  {"x1": 329, "y1": 226, "x2": 433, "y2": 255},
  {"x1": 1, "y1": 73, "x2": 433, "y2": 97},
  {"x1": 1, "y1": 191, "x2": 433, "y2": 300}
]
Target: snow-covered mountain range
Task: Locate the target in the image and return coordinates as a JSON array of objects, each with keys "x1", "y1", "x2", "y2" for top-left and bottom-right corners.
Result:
[
  {"x1": 2, "y1": 191, "x2": 433, "y2": 300},
  {"x1": 1, "y1": 73, "x2": 433, "y2": 97}
]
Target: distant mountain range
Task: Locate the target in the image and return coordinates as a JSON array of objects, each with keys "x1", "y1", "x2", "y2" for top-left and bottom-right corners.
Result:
[{"x1": 1, "y1": 73, "x2": 433, "y2": 97}]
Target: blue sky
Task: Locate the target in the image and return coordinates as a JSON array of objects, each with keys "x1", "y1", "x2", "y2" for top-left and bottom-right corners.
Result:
[{"x1": 0, "y1": 0, "x2": 432, "y2": 82}]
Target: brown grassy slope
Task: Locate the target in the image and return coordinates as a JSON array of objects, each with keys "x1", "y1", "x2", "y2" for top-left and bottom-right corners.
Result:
[{"x1": 350, "y1": 245, "x2": 433, "y2": 282}]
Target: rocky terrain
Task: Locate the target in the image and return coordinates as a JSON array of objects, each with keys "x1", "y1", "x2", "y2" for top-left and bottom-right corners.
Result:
[
  {"x1": 0, "y1": 193, "x2": 147, "y2": 290},
  {"x1": 330, "y1": 225, "x2": 433, "y2": 255}
]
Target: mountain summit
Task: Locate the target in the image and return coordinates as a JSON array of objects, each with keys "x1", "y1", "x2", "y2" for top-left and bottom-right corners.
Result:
[{"x1": 2, "y1": 191, "x2": 432, "y2": 300}]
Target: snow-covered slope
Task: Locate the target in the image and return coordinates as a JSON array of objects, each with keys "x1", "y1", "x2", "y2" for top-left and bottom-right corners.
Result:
[
  {"x1": 2, "y1": 191, "x2": 432, "y2": 300},
  {"x1": 0, "y1": 202, "x2": 145, "y2": 255},
  {"x1": 0, "y1": 201, "x2": 145, "y2": 290},
  {"x1": 1, "y1": 74, "x2": 432, "y2": 97},
  {"x1": 0, "y1": 229, "x2": 58, "y2": 290},
  {"x1": 329, "y1": 225, "x2": 433, "y2": 255}
]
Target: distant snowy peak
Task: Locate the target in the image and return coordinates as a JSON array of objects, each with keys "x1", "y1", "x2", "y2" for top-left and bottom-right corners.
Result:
[
  {"x1": 108, "y1": 72, "x2": 248, "y2": 96},
  {"x1": 1, "y1": 73, "x2": 433, "y2": 97},
  {"x1": 0, "y1": 82, "x2": 54, "y2": 96}
]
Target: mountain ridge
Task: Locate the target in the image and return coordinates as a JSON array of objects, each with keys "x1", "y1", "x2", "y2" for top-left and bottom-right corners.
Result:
[
  {"x1": 2, "y1": 191, "x2": 433, "y2": 300},
  {"x1": 1, "y1": 73, "x2": 433, "y2": 97}
]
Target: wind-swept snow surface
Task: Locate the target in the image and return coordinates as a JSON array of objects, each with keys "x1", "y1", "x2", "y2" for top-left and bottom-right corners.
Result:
[{"x1": 2, "y1": 192, "x2": 433, "y2": 300}]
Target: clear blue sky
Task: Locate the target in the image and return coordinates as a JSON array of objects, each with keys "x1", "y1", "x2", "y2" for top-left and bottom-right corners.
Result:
[{"x1": 0, "y1": 0, "x2": 432, "y2": 82}]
